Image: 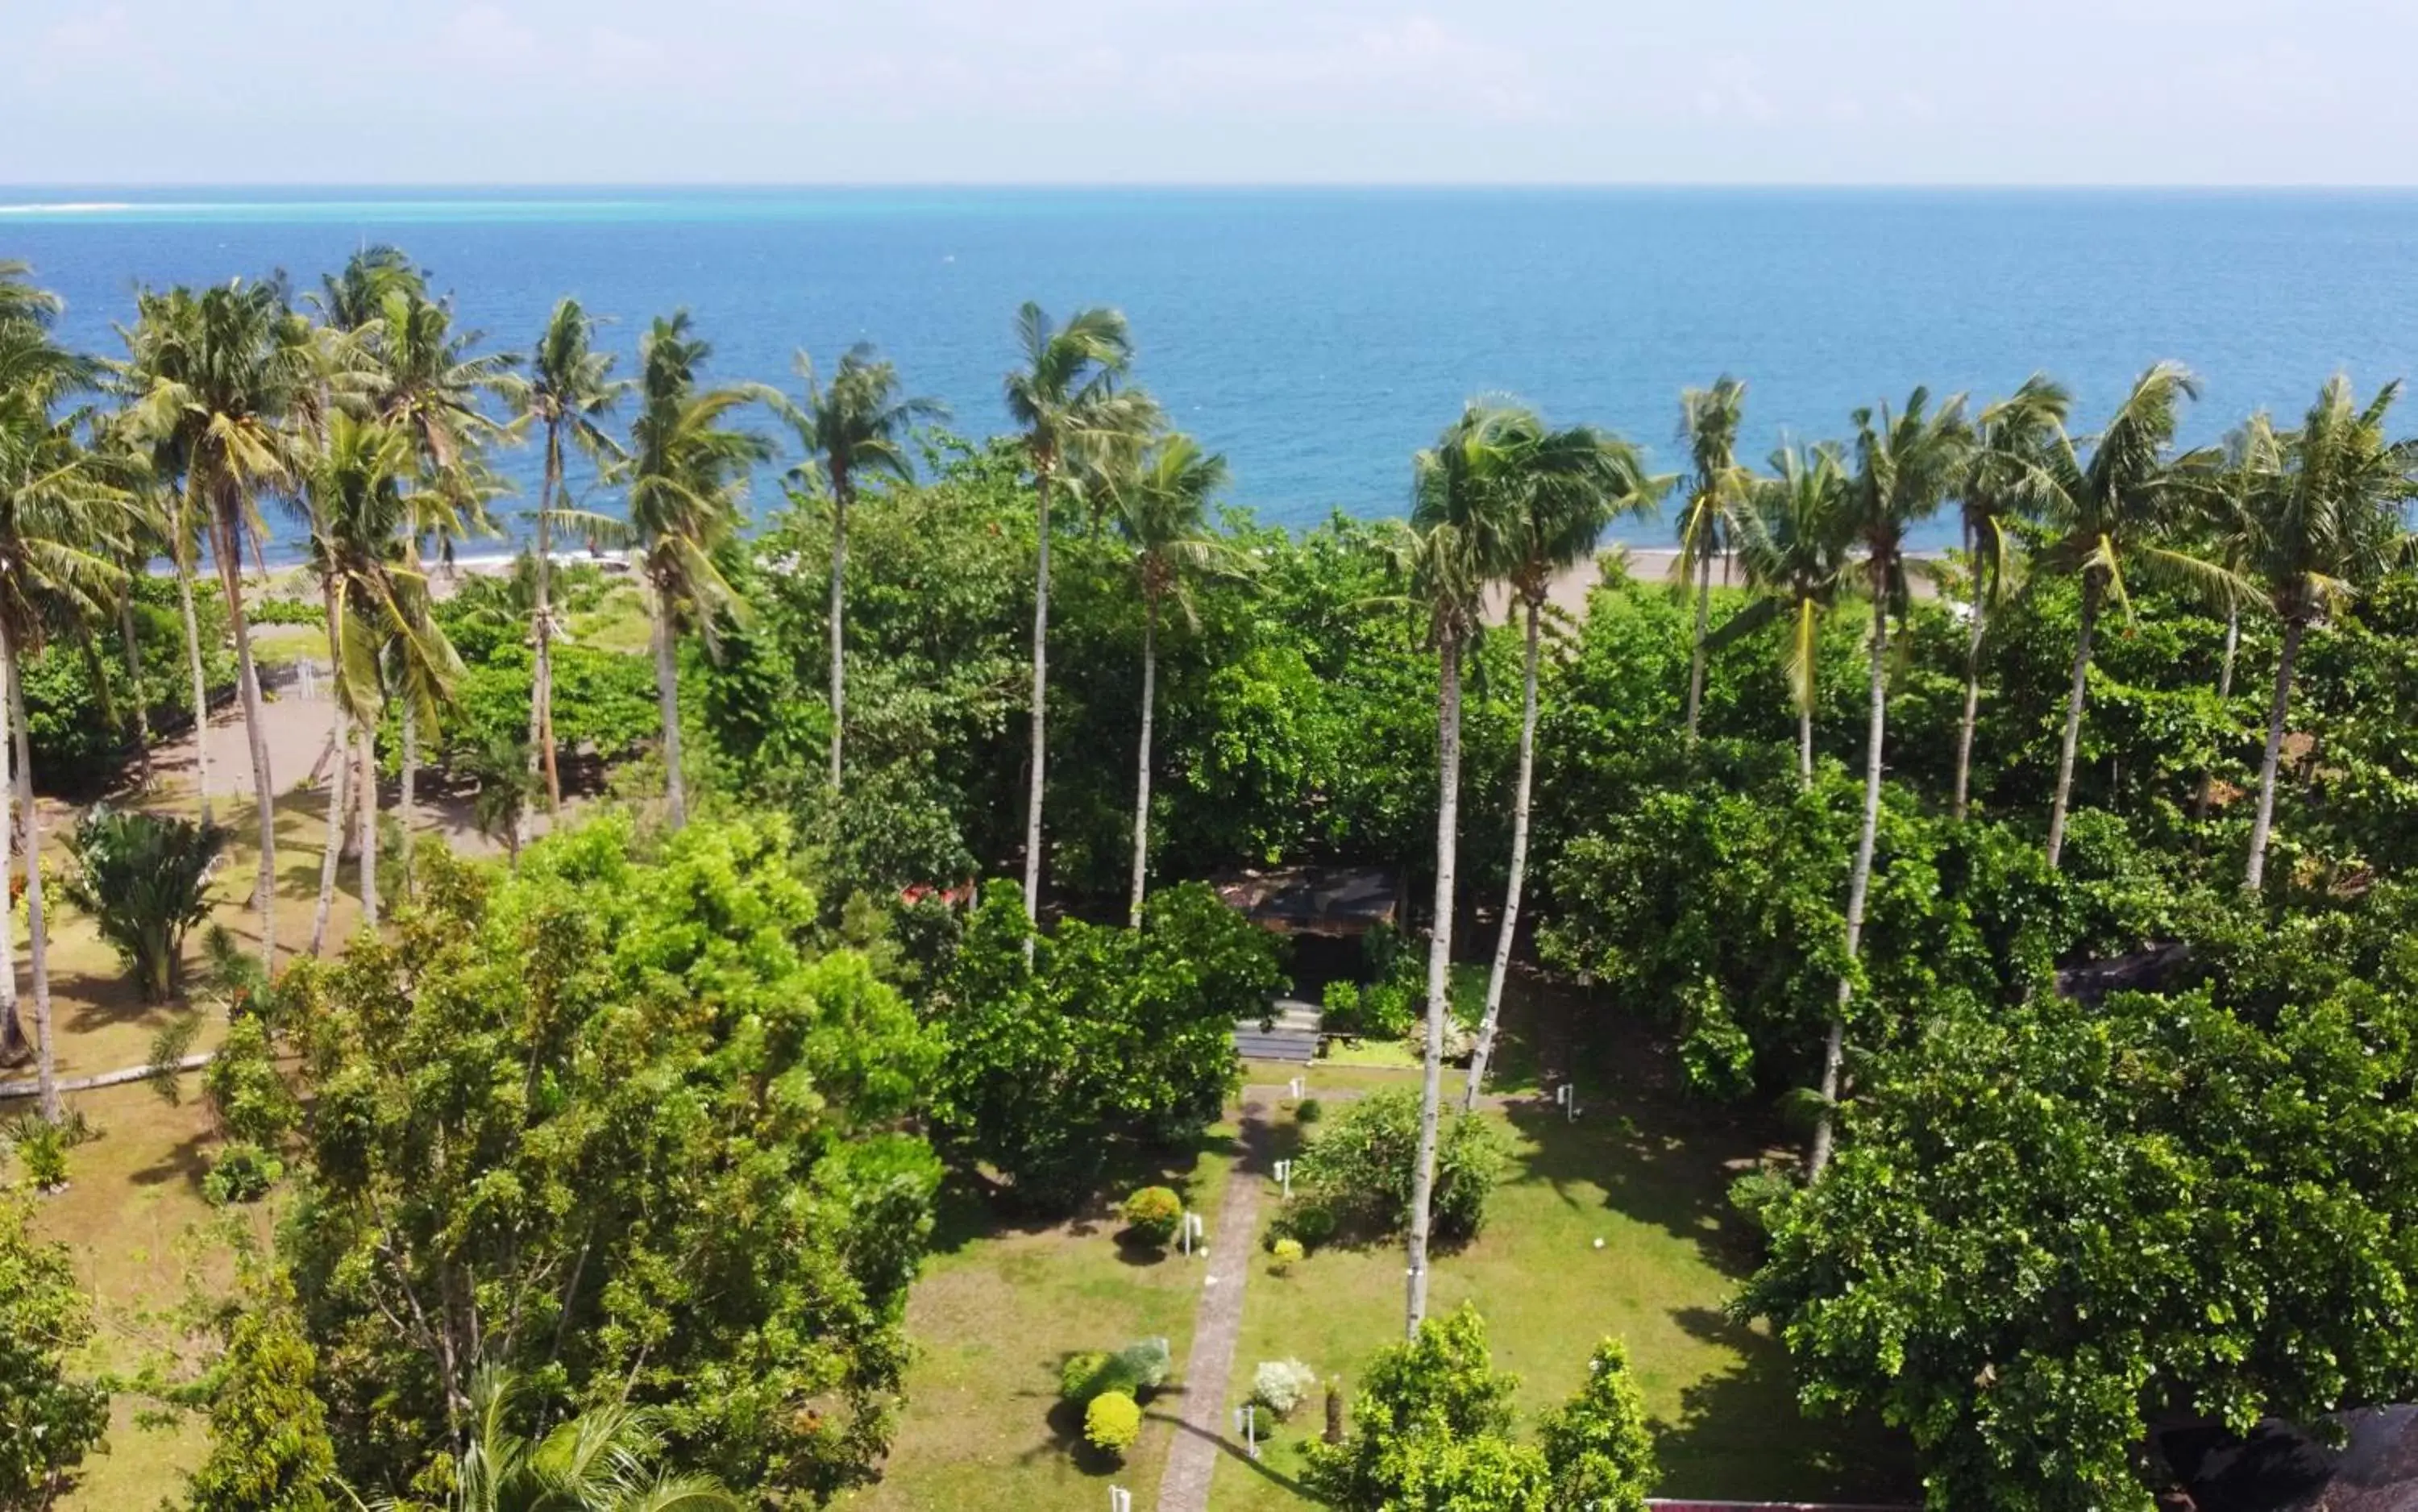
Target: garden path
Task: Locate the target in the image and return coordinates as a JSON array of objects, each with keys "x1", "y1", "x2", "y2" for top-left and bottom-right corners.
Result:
[{"x1": 1155, "y1": 1091, "x2": 1273, "y2": 1512}]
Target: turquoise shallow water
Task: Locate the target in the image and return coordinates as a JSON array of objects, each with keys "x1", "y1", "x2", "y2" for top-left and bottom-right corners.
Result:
[{"x1": 6, "y1": 187, "x2": 2418, "y2": 556}]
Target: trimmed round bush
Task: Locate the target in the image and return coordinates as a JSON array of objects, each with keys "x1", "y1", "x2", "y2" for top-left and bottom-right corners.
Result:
[
  {"x1": 1268, "y1": 1236, "x2": 1306, "y2": 1275},
  {"x1": 1086, "y1": 1390, "x2": 1142, "y2": 1457},
  {"x1": 1252, "y1": 1358, "x2": 1319, "y2": 1419},
  {"x1": 1060, "y1": 1351, "x2": 1120, "y2": 1405},
  {"x1": 1295, "y1": 1096, "x2": 1323, "y2": 1124},
  {"x1": 1121, "y1": 1185, "x2": 1184, "y2": 1246},
  {"x1": 1269, "y1": 1197, "x2": 1337, "y2": 1252},
  {"x1": 1113, "y1": 1336, "x2": 1172, "y2": 1395}
]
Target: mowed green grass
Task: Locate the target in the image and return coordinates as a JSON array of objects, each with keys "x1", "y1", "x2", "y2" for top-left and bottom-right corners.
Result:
[
  {"x1": 1203, "y1": 1072, "x2": 1914, "y2": 1509},
  {"x1": 837, "y1": 1118, "x2": 1245, "y2": 1512}
]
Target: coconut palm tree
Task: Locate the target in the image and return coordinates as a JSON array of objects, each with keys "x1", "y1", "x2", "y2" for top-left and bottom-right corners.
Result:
[
  {"x1": 1397, "y1": 405, "x2": 1527, "y2": 1335},
  {"x1": 2190, "y1": 413, "x2": 2283, "y2": 825},
  {"x1": 361, "y1": 1367, "x2": 741, "y2": 1512},
  {"x1": 496, "y1": 300, "x2": 626, "y2": 825},
  {"x1": 621, "y1": 313, "x2": 768, "y2": 831},
  {"x1": 299, "y1": 413, "x2": 456, "y2": 946},
  {"x1": 1675, "y1": 377, "x2": 1749, "y2": 747},
  {"x1": 1809, "y1": 388, "x2": 1973, "y2": 1181},
  {"x1": 1463, "y1": 409, "x2": 1663, "y2": 1107},
  {"x1": 119, "y1": 279, "x2": 315, "y2": 966},
  {"x1": 1718, "y1": 442, "x2": 1853, "y2": 789},
  {"x1": 2023, "y1": 363, "x2": 2222, "y2": 870},
  {"x1": 1101, "y1": 431, "x2": 1232, "y2": 927},
  {"x1": 359, "y1": 284, "x2": 509, "y2": 890},
  {"x1": 1002, "y1": 303, "x2": 1157, "y2": 925},
  {"x1": 113, "y1": 303, "x2": 221, "y2": 826},
  {"x1": 310, "y1": 243, "x2": 422, "y2": 334},
  {"x1": 0, "y1": 289, "x2": 132, "y2": 1119},
  {"x1": 2240, "y1": 377, "x2": 2417, "y2": 892},
  {"x1": 1951, "y1": 376, "x2": 2068, "y2": 819},
  {"x1": 761, "y1": 343, "x2": 945, "y2": 793}
]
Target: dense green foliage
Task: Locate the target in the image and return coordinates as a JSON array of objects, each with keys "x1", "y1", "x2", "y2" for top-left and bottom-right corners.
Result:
[
  {"x1": 1739, "y1": 890, "x2": 2418, "y2": 1510},
  {"x1": 1286, "y1": 1088, "x2": 1506, "y2": 1246},
  {"x1": 278, "y1": 816, "x2": 941, "y2": 1502},
  {"x1": 185, "y1": 1281, "x2": 339, "y2": 1512},
  {"x1": 924, "y1": 879, "x2": 1281, "y2": 1211},
  {"x1": 1301, "y1": 1306, "x2": 1549, "y2": 1511},
  {"x1": 0, "y1": 1194, "x2": 109, "y2": 1509}
]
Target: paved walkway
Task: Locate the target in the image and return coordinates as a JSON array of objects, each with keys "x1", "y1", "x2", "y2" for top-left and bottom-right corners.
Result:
[
  {"x1": 1153, "y1": 1078, "x2": 1553, "y2": 1511},
  {"x1": 1156, "y1": 1092, "x2": 1274, "y2": 1512}
]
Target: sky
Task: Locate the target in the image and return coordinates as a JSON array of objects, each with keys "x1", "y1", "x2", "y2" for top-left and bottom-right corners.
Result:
[{"x1": 8, "y1": 0, "x2": 2418, "y2": 186}]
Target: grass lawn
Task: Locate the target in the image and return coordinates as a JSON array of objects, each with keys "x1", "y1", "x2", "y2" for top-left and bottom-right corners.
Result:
[
  {"x1": 1207, "y1": 1022, "x2": 1915, "y2": 1509},
  {"x1": 10, "y1": 781, "x2": 370, "y2": 1508},
  {"x1": 836, "y1": 1117, "x2": 1247, "y2": 1512}
]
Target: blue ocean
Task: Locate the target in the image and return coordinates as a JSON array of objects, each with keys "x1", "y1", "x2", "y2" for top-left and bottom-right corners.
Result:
[{"x1": 6, "y1": 187, "x2": 2418, "y2": 555}]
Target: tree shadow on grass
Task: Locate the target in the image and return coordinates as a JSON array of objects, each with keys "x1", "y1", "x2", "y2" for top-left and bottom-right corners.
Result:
[
  {"x1": 1154, "y1": 1410, "x2": 1319, "y2": 1500},
  {"x1": 1647, "y1": 1304, "x2": 1918, "y2": 1503},
  {"x1": 929, "y1": 1122, "x2": 1244, "y2": 1257},
  {"x1": 55, "y1": 967, "x2": 165, "y2": 1037},
  {"x1": 126, "y1": 1126, "x2": 214, "y2": 1191}
]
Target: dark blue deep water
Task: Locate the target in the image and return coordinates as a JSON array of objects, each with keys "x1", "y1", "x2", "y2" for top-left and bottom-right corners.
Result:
[{"x1": 7, "y1": 187, "x2": 2418, "y2": 556}]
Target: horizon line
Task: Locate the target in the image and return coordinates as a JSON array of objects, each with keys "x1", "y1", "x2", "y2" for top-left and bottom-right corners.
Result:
[{"x1": 10, "y1": 180, "x2": 2418, "y2": 193}]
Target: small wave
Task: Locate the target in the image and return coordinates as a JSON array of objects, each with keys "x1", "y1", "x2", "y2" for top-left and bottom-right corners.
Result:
[{"x1": 0, "y1": 201, "x2": 136, "y2": 214}]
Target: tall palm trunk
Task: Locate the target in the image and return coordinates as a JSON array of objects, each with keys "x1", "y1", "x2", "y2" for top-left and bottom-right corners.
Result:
[
  {"x1": 1022, "y1": 463, "x2": 1054, "y2": 927},
  {"x1": 1809, "y1": 586, "x2": 1890, "y2": 1180},
  {"x1": 650, "y1": 575, "x2": 688, "y2": 831},
  {"x1": 1406, "y1": 634, "x2": 1464, "y2": 1336},
  {"x1": 310, "y1": 578, "x2": 348, "y2": 956},
  {"x1": 1952, "y1": 535, "x2": 1985, "y2": 819},
  {"x1": 118, "y1": 584, "x2": 153, "y2": 791},
  {"x1": 1465, "y1": 596, "x2": 1543, "y2": 1108},
  {"x1": 310, "y1": 709, "x2": 351, "y2": 956},
  {"x1": 1684, "y1": 548, "x2": 1712, "y2": 744},
  {"x1": 829, "y1": 463, "x2": 851, "y2": 792},
  {"x1": 0, "y1": 681, "x2": 21, "y2": 1070},
  {"x1": 173, "y1": 492, "x2": 214, "y2": 826},
  {"x1": 209, "y1": 491, "x2": 276, "y2": 967},
  {"x1": 2244, "y1": 616, "x2": 2305, "y2": 892},
  {"x1": 2044, "y1": 573, "x2": 2101, "y2": 870},
  {"x1": 530, "y1": 422, "x2": 563, "y2": 818},
  {"x1": 1127, "y1": 585, "x2": 1158, "y2": 928},
  {"x1": 4, "y1": 625, "x2": 60, "y2": 1123},
  {"x1": 399, "y1": 700, "x2": 418, "y2": 895},
  {"x1": 355, "y1": 724, "x2": 378, "y2": 929},
  {"x1": 2192, "y1": 604, "x2": 2241, "y2": 824}
]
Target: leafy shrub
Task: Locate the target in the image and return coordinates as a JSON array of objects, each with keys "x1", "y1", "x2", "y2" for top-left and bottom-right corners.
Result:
[
  {"x1": 1290, "y1": 1088, "x2": 1506, "y2": 1245},
  {"x1": 1060, "y1": 1351, "x2": 1120, "y2": 1406},
  {"x1": 1539, "y1": 1338, "x2": 1656, "y2": 1512},
  {"x1": 1121, "y1": 1186, "x2": 1183, "y2": 1246},
  {"x1": 1319, "y1": 964, "x2": 1419, "y2": 1041},
  {"x1": 57, "y1": 804, "x2": 230, "y2": 1002},
  {"x1": 1268, "y1": 1236, "x2": 1306, "y2": 1275},
  {"x1": 1295, "y1": 1097, "x2": 1323, "y2": 1124},
  {"x1": 1061, "y1": 1337, "x2": 1172, "y2": 1408},
  {"x1": 247, "y1": 596, "x2": 323, "y2": 628},
  {"x1": 1726, "y1": 1167, "x2": 1799, "y2": 1235},
  {"x1": 7, "y1": 1116, "x2": 70, "y2": 1190},
  {"x1": 1114, "y1": 1336, "x2": 1172, "y2": 1395},
  {"x1": 1252, "y1": 1358, "x2": 1318, "y2": 1419},
  {"x1": 1268, "y1": 1198, "x2": 1337, "y2": 1252},
  {"x1": 202, "y1": 1142, "x2": 285, "y2": 1207},
  {"x1": 1085, "y1": 1390, "x2": 1142, "y2": 1458},
  {"x1": 201, "y1": 1017, "x2": 301, "y2": 1149}
]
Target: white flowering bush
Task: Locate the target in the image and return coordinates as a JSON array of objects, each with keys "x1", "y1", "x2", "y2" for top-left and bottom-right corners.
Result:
[{"x1": 1251, "y1": 1357, "x2": 1319, "y2": 1419}]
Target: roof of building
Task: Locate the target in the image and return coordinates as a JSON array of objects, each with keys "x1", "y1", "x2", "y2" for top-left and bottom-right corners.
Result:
[
  {"x1": 2164, "y1": 1406, "x2": 2418, "y2": 1511},
  {"x1": 1213, "y1": 866, "x2": 1400, "y2": 937}
]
